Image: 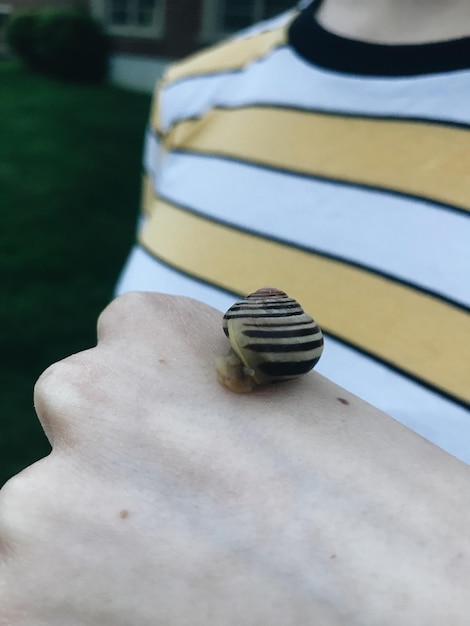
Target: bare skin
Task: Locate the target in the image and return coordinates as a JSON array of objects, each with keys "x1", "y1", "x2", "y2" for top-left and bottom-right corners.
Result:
[
  {"x1": 0, "y1": 292, "x2": 469, "y2": 625},
  {"x1": 316, "y1": 0, "x2": 470, "y2": 43}
]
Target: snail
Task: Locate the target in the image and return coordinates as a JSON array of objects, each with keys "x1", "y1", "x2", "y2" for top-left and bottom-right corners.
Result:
[{"x1": 215, "y1": 287, "x2": 324, "y2": 393}]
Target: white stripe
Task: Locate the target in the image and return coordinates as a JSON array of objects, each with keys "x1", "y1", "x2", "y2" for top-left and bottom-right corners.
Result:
[
  {"x1": 155, "y1": 151, "x2": 470, "y2": 307},
  {"x1": 143, "y1": 129, "x2": 161, "y2": 186},
  {"x1": 161, "y1": 46, "x2": 470, "y2": 132},
  {"x1": 143, "y1": 128, "x2": 159, "y2": 170},
  {"x1": 115, "y1": 240, "x2": 237, "y2": 311},
  {"x1": 115, "y1": 245, "x2": 470, "y2": 464},
  {"x1": 319, "y1": 335, "x2": 470, "y2": 464}
]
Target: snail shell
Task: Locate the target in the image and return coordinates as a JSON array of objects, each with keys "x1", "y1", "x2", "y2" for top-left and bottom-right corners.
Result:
[{"x1": 215, "y1": 287, "x2": 324, "y2": 393}]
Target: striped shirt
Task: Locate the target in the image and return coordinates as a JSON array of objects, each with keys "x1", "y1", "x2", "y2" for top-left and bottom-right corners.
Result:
[{"x1": 116, "y1": 0, "x2": 470, "y2": 462}]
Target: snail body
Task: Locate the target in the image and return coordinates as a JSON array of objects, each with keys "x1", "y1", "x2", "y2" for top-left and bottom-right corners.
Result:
[{"x1": 216, "y1": 287, "x2": 324, "y2": 393}]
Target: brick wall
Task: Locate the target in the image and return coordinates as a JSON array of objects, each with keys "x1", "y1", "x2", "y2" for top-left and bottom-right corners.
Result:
[
  {"x1": 110, "y1": 0, "x2": 204, "y2": 58},
  {"x1": 5, "y1": 0, "x2": 206, "y2": 59}
]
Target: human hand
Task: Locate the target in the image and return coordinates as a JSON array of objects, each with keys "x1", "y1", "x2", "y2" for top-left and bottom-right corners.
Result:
[{"x1": 1, "y1": 292, "x2": 469, "y2": 626}]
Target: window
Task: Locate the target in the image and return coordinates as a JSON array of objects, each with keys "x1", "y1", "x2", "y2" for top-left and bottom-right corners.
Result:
[
  {"x1": 107, "y1": 0, "x2": 157, "y2": 27},
  {"x1": 200, "y1": 0, "x2": 296, "y2": 42},
  {"x1": 0, "y1": 3, "x2": 12, "y2": 33},
  {"x1": 90, "y1": 0, "x2": 165, "y2": 38}
]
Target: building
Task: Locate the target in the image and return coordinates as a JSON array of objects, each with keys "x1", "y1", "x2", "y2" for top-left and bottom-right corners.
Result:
[{"x1": 2, "y1": 0, "x2": 296, "y2": 90}]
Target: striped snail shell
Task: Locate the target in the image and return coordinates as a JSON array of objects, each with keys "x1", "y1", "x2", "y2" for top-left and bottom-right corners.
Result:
[{"x1": 215, "y1": 287, "x2": 324, "y2": 393}]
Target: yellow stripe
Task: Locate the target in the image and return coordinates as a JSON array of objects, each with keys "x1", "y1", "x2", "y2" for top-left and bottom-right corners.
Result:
[
  {"x1": 162, "y1": 24, "x2": 289, "y2": 85},
  {"x1": 166, "y1": 108, "x2": 470, "y2": 212},
  {"x1": 140, "y1": 199, "x2": 470, "y2": 404}
]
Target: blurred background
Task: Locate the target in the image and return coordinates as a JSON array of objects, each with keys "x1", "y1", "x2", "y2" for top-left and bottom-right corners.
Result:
[{"x1": 0, "y1": 0, "x2": 296, "y2": 486}]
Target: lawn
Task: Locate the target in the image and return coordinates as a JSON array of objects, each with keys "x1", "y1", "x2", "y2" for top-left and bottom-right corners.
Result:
[{"x1": 0, "y1": 60, "x2": 151, "y2": 486}]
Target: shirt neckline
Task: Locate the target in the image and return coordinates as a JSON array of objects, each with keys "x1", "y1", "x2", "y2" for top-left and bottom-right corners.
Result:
[{"x1": 289, "y1": 0, "x2": 470, "y2": 77}]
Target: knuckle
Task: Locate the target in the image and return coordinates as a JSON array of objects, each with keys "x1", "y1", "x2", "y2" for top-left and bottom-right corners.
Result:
[
  {"x1": 96, "y1": 291, "x2": 157, "y2": 342},
  {"x1": 0, "y1": 468, "x2": 41, "y2": 545},
  {"x1": 34, "y1": 360, "x2": 72, "y2": 415},
  {"x1": 0, "y1": 458, "x2": 63, "y2": 557},
  {"x1": 33, "y1": 355, "x2": 94, "y2": 444}
]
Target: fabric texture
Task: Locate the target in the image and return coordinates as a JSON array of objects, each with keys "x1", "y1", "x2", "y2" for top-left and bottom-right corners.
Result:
[{"x1": 116, "y1": 0, "x2": 470, "y2": 462}]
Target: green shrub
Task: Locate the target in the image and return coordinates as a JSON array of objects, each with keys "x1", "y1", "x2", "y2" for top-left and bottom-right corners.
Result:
[
  {"x1": 36, "y1": 9, "x2": 109, "y2": 82},
  {"x1": 5, "y1": 8, "x2": 109, "y2": 83},
  {"x1": 4, "y1": 10, "x2": 39, "y2": 66}
]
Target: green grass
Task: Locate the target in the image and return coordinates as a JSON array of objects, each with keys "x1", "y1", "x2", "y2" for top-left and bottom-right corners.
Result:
[{"x1": 0, "y1": 60, "x2": 151, "y2": 486}]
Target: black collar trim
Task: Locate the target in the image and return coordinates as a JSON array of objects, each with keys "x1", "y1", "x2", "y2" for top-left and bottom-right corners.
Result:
[{"x1": 289, "y1": 0, "x2": 470, "y2": 76}]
